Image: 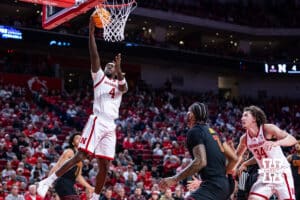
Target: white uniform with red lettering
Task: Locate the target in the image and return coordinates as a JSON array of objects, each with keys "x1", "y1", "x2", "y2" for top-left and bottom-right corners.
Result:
[
  {"x1": 78, "y1": 68, "x2": 125, "y2": 160},
  {"x1": 246, "y1": 126, "x2": 295, "y2": 200}
]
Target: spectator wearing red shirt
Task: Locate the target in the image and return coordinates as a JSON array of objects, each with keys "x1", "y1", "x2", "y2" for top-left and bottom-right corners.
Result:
[
  {"x1": 24, "y1": 185, "x2": 43, "y2": 200},
  {"x1": 0, "y1": 183, "x2": 5, "y2": 200},
  {"x1": 122, "y1": 134, "x2": 134, "y2": 149},
  {"x1": 23, "y1": 125, "x2": 36, "y2": 137},
  {"x1": 170, "y1": 142, "x2": 184, "y2": 157}
]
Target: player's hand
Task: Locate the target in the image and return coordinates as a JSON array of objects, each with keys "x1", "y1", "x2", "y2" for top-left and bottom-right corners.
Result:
[
  {"x1": 114, "y1": 53, "x2": 121, "y2": 72},
  {"x1": 89, "y1": 13, "x2": 96, "y2": 34},
  {"x1": 238, "y1": 163, "x2": 247, "y2": 176},
  {"x1": 264, "y1": 141, "x2": 278, "y2": 151},
  {"x1": 86, "y1": 186, "x2": 94, "y2": 199},
  {"x1": 159, "y1": 177, "x2": 176, "y2": 190},
  {"x1": 187, "y1": 176, "x2": 201, "y2": 191}
]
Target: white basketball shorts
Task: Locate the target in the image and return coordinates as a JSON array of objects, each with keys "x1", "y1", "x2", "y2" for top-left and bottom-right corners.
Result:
[
  {"x1": 249, "y1": 168, "x2": 295, "y2": 200},
  {"x1": 78, "y1": 114, "x2": 116, "y2": 160}
]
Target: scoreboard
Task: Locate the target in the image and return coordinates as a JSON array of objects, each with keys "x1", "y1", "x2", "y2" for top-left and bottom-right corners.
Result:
[{"x1": 264, "y1": 63, "x2": 300, "y2": 74}]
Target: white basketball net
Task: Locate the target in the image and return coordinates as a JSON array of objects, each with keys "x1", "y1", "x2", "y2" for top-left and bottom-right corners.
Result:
[{"x1": 96, "y1": 0, "x2": 136, "y2": 42}]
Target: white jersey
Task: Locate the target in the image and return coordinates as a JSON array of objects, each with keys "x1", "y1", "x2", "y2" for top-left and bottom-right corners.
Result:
[
  {"x1": 92, "y1": 68, "x2": 125, "y2": 123},
  {"x1": 246, "y1": 125, "x2": 290, "y2": 169}
]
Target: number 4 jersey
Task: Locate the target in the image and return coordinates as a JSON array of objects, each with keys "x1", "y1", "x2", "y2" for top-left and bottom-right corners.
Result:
[
  {"x1": 92, "y1": 68, "x2": 126, "y2": 121},
  {"x1": 246, "y1": 125, "x2": 290, "y2": 169}
]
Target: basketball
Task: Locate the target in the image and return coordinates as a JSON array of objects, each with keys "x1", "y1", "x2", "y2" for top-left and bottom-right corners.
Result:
[{"x1": 92, "y1": 8, "x2": 111, "y2": 29}]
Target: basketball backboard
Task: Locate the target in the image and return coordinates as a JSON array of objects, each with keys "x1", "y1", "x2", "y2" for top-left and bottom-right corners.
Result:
[{"x1": 42, "y1": 0, "x2": 104, "y2": 30}]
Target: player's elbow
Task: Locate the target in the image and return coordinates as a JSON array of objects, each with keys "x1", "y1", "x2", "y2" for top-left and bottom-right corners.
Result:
[
  {"x1": 195, "y1": 157, "x2": 207, "y2": 169},
  {"x1": 201, "y1": 159, "x2": 207, "y2": 168}
]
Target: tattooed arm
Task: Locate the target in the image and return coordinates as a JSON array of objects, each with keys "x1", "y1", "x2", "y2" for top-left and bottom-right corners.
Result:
[
  {"x1": 159, "y1": 144, "x2": 206, "y2": 189},
  {"x1": 174, "y1": 144, "x2": 206, "y2": 181}
]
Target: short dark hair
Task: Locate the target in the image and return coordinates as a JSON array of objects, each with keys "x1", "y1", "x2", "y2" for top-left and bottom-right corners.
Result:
[
  {"x1": 243, "y1": 105, "x2": 267, "y2": 127},
  {"x1": 189, "y1": 102, "x2": 208, "y2": 123}
]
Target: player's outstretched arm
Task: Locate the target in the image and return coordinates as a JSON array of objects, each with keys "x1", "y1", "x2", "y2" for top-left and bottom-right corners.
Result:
[
  {"x1": 89, "y1": 15, "x2": 101, "y2": 73},
  {"x1": 114, "y1": 53, "x2": 128, "y2": 93}
]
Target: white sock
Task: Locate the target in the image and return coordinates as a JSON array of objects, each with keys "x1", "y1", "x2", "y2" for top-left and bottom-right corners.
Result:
[
  {"x1": 92, "y1": 193, "x2": 100, "y2": 199},
  {"x1": 47, "y1": 173, "x2": 58, "y2": 185}
]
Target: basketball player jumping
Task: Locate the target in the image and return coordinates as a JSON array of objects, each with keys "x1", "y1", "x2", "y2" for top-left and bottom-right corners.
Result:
[
  {"x1": 236, "y1": 105, "x2": 297, "y2": 200},
  {"x1": 37, "y1": 14, "x2": 128, "y2": 200}
]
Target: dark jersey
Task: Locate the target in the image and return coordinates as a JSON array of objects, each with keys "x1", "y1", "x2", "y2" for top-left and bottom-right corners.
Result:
[
  {"x1": 54, "y1": 148, "x2": 80, "y2": 197},
  {"x1": 291, "y1": 154, "x2": 300, "y2": 186},
  {"x1": 186, "y1": 124, "x2": 227, "y2": 181}
]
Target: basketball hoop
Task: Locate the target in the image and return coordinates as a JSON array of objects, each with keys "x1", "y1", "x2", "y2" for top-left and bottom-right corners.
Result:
[{"x1": 95, "y1": 0, "x2": 137, "y2": 42}]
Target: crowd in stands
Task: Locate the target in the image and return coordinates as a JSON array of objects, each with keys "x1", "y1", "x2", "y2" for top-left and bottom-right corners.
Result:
[{"x1": 0, "y1": 77, "x2": 299, "y2": 200}]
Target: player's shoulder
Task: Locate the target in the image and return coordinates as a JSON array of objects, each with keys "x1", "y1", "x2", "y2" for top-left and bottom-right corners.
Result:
[
  {"x1": 62, "y1": 148, "x2": 75, "y2": 158},
  {"x1": 240, "y1": 134, "x2": 247, "y2": 144},
  {"x1": 263, "y1": 123, "x2": 277, "y2": 130}
]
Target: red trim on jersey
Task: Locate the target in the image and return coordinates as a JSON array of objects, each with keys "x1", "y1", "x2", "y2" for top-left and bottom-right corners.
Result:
[
  {"x1": 84, "y1": 116, "x2": 97, "y2": 151},
  {"x1": 94, "y1": 75, "x2": 105, "y2": 89},
  {"x1": 94, "y1": 154, "x2": 114, "y2": 160},
  {"x1": 283, "y1": 173, "x2": 294, "y2": 200},
  {"x1": 78, "y1": 147, "x2": 114, "y2": 160},
  {"x1": 249, "y1": 192, "x2": 268, "y2": 200}
]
